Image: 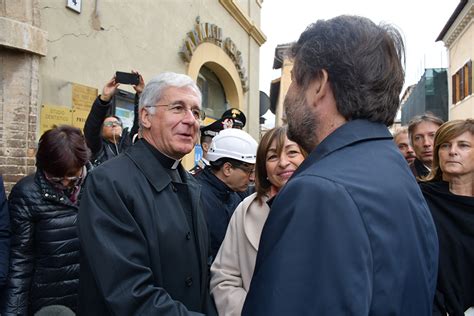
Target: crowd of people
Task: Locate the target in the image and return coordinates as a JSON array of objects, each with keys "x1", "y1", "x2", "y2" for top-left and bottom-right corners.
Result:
[{"x1": 0, "y1": 14, "x2": 473, "y2": 316}]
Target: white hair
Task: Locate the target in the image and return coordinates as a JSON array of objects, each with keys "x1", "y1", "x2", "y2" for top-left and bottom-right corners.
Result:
[{"x1": 139, "y1": 72, "x2": 202, "y2": 115}]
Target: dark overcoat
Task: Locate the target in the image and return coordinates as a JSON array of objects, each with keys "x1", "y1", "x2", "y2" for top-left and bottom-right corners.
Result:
[
  {"x1": 242, "y1": 119, "x2": 439, "y2": 315},
  {"x1": 77, "y1": 140, "x2": 215, "y2": 315}
]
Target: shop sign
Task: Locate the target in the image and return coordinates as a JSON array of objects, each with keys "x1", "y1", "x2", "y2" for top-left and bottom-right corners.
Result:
[
  {"x1": 72, "y1": 109, "x2": 90, "y2": 131},
  {"x1": 72, "y1": 83, "x2": 97, "y2": 112},
  {"x1": 40, "y1": 105, "x2": 72, "y2": 135}
]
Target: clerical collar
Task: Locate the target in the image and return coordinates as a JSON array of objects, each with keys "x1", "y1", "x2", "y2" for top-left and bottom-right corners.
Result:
[{"x1": 142, "y1": 139, "x2": 181, "y2": 170}]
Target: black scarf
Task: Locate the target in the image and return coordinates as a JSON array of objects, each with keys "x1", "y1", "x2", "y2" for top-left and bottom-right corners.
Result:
[{"x1": 420, "y1": 181, "x2": 474, "y2": 316}]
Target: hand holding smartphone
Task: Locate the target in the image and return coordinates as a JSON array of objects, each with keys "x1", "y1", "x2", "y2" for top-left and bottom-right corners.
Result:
[{"x1": 115, "y1": 71, "x2": 140, "y2": 85}]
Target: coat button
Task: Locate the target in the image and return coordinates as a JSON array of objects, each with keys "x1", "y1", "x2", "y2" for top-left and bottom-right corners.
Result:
[
  {"x1": 171, "y1": 185, "x2": 178, "y2": 192},
  {"x1": 185, "y1": 277, "x2": 193, "y2": 287},
  {"x1": 186, "y1": 232, "x2": 191, "y2": 240}
]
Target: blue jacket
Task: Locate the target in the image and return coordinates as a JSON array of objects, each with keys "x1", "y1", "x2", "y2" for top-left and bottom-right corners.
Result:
[
  {"x1": 242, "y1": 120, "x2": 439, "y2": 315},
  {"x1": 0, "y1": 176, "x2": 10, "y2": 289},
  {"x1": 196, "y1": 167, "x2": 243, "y2": 261}
]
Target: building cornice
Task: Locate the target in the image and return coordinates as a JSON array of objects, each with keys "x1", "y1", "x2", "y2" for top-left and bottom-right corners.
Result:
[
  {"x1": 0, "y1": 17, "x2": 47, "y2": 56},
  {"x1": 219, "y1": 0, "x2": 267, "y2": 46},
  {"x1": 442, "y1": 2, "x2": 474, "y2": 48}
]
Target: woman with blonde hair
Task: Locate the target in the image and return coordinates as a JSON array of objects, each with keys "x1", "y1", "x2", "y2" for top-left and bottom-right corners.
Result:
[
  {"x1": 419, "y1": 119, "x2": 474, "y2": 316},
  {"x1": 210, "y1": 126, "x2": 307, "y2": 316}
]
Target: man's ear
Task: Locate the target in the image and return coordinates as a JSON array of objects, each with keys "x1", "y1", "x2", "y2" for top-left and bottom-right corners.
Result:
[
  {"x1": 222, "y1": 162, "x2": 233, "y2": 177},
  {"x1": 308, "y1": 69, "x2": 329, "y2": 107},
  {"x1": 201, "y1": 142, "x2": 209, "y2": 153},
  {"x1": 140, "y1": 107, "x2": 152, "y2": 129}
]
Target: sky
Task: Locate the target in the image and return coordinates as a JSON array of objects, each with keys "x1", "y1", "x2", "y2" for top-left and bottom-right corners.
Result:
[{"x1": 259, "y1": 0, "x2": 460, "y2": 126}]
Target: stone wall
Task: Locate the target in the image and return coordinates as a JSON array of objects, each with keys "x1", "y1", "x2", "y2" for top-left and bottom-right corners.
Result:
[{"x1": 0, "y1": 0, "x2": 47, "y2": 193}]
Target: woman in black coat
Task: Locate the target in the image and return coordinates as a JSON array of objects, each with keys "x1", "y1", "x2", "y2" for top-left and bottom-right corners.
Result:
[
  {"x1": 419, "y1": 119, "x2": 474, "y2": 316},
  {"x1": 1, "y1": 125, "x2": 91, "y2": 315}
]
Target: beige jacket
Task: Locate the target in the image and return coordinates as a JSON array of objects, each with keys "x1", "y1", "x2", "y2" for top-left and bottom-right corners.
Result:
[{"x1": 210, "y1": 192, "x2": 270, "y2": 316}]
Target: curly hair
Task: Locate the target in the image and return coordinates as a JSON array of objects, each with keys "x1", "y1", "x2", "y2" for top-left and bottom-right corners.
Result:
[{"x1": 289, "y1": 15, "x2": 405, "y2": 126}]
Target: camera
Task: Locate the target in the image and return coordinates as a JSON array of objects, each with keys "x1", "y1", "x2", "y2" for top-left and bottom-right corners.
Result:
[{"x1": 115, "y1": 71, "x2": 140, "y2": 85}]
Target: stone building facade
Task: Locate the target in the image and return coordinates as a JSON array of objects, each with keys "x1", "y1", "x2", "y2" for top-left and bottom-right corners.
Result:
[{"x1": 0, "y1": 0, "x2": 266, "y2": 192}]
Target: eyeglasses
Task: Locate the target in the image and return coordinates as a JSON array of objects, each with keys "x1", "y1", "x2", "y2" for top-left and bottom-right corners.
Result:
[
  {"x1": 146, "y1": 101, "x2": 206, "y2": 121},
  {"x1": 231, "y1": 163, "x2": 255, "y2": 176},
  {"x1": 103, "y1": 121, "x2": 122, "y2": 127},
  {"x1": 45, "y1": 167, "x2": 84, "y2": 188}
]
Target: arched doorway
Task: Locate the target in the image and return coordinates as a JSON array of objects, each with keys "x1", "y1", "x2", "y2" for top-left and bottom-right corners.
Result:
[
  {"x1": 183, "y1": 42, "x2": 245, "y2": 169},
  {"x1": 187, "y1": 42, "x2": 244, "y2": 115}
]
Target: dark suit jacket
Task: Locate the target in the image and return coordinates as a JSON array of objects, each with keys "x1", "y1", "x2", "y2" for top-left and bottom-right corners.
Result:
[
  {"x1": 78, "y1": 140, "x2": 215, "y2": 315},
  {"x1": 242, "y1": 120, "x2": 439, "y2": 315}
]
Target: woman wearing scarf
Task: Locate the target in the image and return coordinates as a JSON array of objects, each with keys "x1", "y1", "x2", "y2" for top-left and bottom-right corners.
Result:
[
  {"x1": 1, "y1": 125, "x2": 91, "y2": 315},
  {"x1": 419, "y1": 119, "x2": 474, "y2": 316},
  {"x1": 210, "y1": 126, "x2": 307, "y2": 316}
]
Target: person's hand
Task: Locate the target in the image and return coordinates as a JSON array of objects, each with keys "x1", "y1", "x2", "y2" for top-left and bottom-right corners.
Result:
[
  {"x1": 132, "y1": 70, "x2": 145, "y2": 95},
  {"x1": 100, "y1": 76, "x2": 120, "y2": 102}
]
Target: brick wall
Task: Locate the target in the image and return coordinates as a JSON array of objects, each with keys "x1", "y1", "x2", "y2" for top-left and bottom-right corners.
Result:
[
  {"x1": 0, "y1": 0, "x2": 45, "y2": 194},
  {"x1": 0, "y1": 50, "x2": 40, "y2": 193}
]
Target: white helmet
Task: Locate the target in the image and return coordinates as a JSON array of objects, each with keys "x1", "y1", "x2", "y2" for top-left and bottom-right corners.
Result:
[{"x1": 207, "y1": 128, "x2": 258, "y2": 164}]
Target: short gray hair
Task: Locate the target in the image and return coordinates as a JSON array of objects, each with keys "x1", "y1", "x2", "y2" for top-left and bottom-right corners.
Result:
[
  {"x1": 393, "y1": 126, "x2": 408, "y2": 139},
  {"x1": 139, "y1": 72, "x2": 202, "y2": 114}
]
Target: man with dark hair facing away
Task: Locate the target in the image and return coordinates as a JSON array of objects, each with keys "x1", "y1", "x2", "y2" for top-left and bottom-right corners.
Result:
[{"x1": 243, "y1": 15, "x2": 438, "y2": 315}]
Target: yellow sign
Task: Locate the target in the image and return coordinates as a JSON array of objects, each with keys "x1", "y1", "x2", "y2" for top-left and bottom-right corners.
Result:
[
  {"x1": 40, "y1": 105, "x2": 72, "y2": 136},
  {"x1": 72, "y1": 109, "x2": 90, "y2": 131},
  {"x1": 72, "y1": 83, "x2": 97, "y2": 111}
]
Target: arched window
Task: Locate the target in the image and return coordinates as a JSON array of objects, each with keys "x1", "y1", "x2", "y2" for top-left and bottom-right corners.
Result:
[{"x1": 197, "y1": 65, "x2": 227, "y2": 119}]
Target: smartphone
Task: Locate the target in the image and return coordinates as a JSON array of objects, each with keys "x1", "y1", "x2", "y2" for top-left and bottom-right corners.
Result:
[{"x1": 115, "y1": 71, "x2": 139, "y2": 85}]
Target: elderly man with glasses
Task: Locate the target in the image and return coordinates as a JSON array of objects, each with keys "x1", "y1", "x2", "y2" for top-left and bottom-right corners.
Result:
[
  {"x1": 83, "y1": 71, "x2": 144, "y2": 167},
  {"x1": 78, "y1": 72, "x2": 217, "y2": 316}
]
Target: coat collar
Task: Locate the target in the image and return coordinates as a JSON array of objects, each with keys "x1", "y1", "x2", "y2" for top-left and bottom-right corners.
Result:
[
  {"x1": 242, "y1": 193, "x2": 270, "y2": 251},
  {"x1": 142, "y1": 139, "x2": 181, "y2": 169},
  {"x1": 125, "y1": 139, "x2": 188, "y2": 193},
  {"x1": 36, "y1": 162, "x2": 92, "y2": 206},
  {"x1": 295, "y1": 119, "x2": 393, "y2": 176},
  {"x1": 199, "y1": 167, "x2": 234, "y2": 198}
]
